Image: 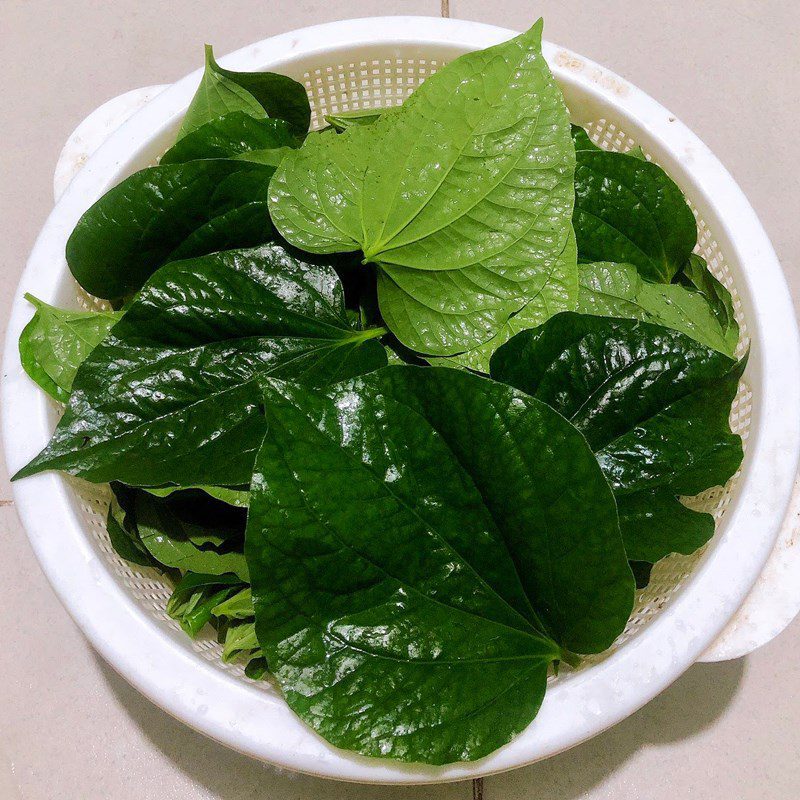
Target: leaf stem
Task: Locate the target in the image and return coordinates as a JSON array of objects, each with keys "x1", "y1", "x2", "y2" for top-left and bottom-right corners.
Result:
[{"x1": 559, "y1": 648, "x2": 581, "y2": 669}]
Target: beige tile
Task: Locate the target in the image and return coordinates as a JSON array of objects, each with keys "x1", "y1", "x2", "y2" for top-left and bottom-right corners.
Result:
[{"x1": 1, "y1": 1, "x2": 798, "y2": 798}]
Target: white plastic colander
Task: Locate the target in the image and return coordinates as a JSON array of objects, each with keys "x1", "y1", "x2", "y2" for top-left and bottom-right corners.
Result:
[{"x1": 4, "y1": 16, "x2": 800, "y2": 784}]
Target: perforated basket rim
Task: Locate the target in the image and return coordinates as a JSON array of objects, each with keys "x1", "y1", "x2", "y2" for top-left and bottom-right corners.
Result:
[{"x1": 3, "y1": 16, "x2": 799, "y2": 784}]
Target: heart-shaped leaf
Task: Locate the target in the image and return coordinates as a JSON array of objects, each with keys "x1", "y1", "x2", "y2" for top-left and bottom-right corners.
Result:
[
  {"x1": 572, "y1": 126, "x2": 697, "y2": 282},
  {"x1": 490, "y1": 313, "x2": 744, "y2": 562},
  {"x1": 19, "y1": 295, "x2": 121, "y2": 402},
  {"x1": 15, "y1": 245, "x2": 387, "y2": 486},
  {"x1": 246, "y1": 366, "x2": 633, "y2": 763},
  {"x1": 179, "y1": 45, "x2": 310, "y2": 139},
  {"x1": 67, "y1": 159, "x2": 276, "y2": 299},
  {"x1": 269, "y1": 21, "x2": 576, "y2": 356}
]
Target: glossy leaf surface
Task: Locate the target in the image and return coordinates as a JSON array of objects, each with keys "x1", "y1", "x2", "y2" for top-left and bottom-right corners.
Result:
[
  {"x1": 179, "y1": 45, "x2": 310, "y2": 139},
  {"x1": 572, "y1": 126, "x2": 697, "y2": 282},
  {"x1": 18, "y1": 294, "x2": 121, "y2": 402},
  {"x1": 162, "y1": 111, "x2": 295, "y2": 164},
  {"x1": 15, "y1": 245, "x2": 387, "y2": 486},
  {"x1": 67, "y1": 159, "x2": 276, "y2": 299},
  {"x1": 269, "y1": 22, "x2": 576, "y2": 356},
  {"x1": 491, "y1": 313, "x2": 743, "y2": 560},
  {"x1": 246, "y1": 366, "x2": 633, "y2": 763},
  {"x1": 578, "y1": 261, "x2": 738, "y2": 357}
]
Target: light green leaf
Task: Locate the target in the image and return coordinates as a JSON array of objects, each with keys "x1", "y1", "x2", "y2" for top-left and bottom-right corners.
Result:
[
  {"x1": 269, "y1": 21, "x2": 576, "y2": 356},
  {"x1": 675, "y1": 254, "x2": 739, "y2": 354},
  {"x1": 578, "y1": 260, "x2": 738, "y2": 357},
  {"x1": 19, "y1": 295, "x2": 121, "y2": 402}
]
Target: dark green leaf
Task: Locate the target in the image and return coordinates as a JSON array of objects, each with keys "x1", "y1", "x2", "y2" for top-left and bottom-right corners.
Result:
[
  {"x1": 244, "y1": 656, "x2": 268, "y2": 680},
  {"x1": 162, "y1": 111, "x2": 295, "y2": 164},
  {"x1": 490, "y1": 313, "x2": 744, "y2": 561},
  {"x1": 629, "y1": 561, "x2": 653, "y2": 589},
  {"x1": 66, "y1": 160, "x2": 275, "y2": 299},
  {"x1": 106, "y1": 494, "x2": 156, "y2": 568},
  {"x1": 195, "y1": 46, "x2": 311, "y2": 138},
  {"x1": 675, "y1": 254, "x2": 739, "y2": 354},
  {"x1": 578, "y1": 260, "x2": 738, "y2": 357},
  {"x1": 134, "y1": 492, "x2": 248, "y2": 580},
  {"x1": 18, "y1": 295, "x2": 121, "y2": 402},
  {"x1": 246, "y1": 366, "x2": 632, "y2": 763},
  {"x1": 572, "y1": 125, "x2": 697, "y2": 282},
  {"x1": 269, "y1": 21, "x2": 576, "y2": 357},
  {"x1": 15, "y1": 245, "x2": 388, "y2": 486},
  {"x1": 617, "y1": 489, "x2": 715, "y2": 563}
]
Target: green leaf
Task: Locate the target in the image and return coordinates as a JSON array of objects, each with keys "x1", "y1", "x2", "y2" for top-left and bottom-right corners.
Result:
[
  {"x1": 629, "y1": 560, "x2": 653, "y2": 589},
  {"x1": 178, "y1": 46, "x2": 267, "y2": 140},
  {"x1": 134, "y1": 492, "x2": 248, "y2": 580},
  {"x1": 162, "y1": 111, "x2": 296, "y2": 164},
  {"x1": 14, "y1": 245, "x2": 388, "y2": 486},
  {"x1": 211, "y1": 587, "x2": 254, "y2": 620},
  {"x1": 66, "y1": 159, "x2": 276, "y2": 299},
  {"x1": 675, "y1": 254, "x2": 739, "y2": 353},
  {"x1": 246, "y1": 366, "x2": 633, "y2": 763},
  {"x1": 106, "y1": 494, "x2": 156, "y2": 568},
  {"x1": 578, "y1": 260, "x2": 738, "y2": 357},
  {"x1": 18, "y1": 295, "x2": 121, "y2": 402},
  {"x1": 444, "y1": 231, "x2": 578, "y2": 372},
  {"x1": 269, "y1": 21, "x2": 576, "y2": 357},
  {"x1": 143, "y1": 485, "x2": 249, "y2": 508},
  {"x1": 490, "y1": 313, "x2": 744, "y2": 562},
  {"x1": 221, "y1": 621, "x2": 261, "y2": 662},
  {"x1": 182, "y1": 45, "x2": 311, "y2": 138},
  {"x1": 167, "y1": 572, "x2": 243, "y2": 638},
  {"x1": 324, "y1": 108, "x2": 386, "y2": 131},
  {"x1": 617, "y1": 489, "x2": 715, "y2": 563},
  {"x1": 572, "y1": 125, "x2": 697, "y2": 282}
]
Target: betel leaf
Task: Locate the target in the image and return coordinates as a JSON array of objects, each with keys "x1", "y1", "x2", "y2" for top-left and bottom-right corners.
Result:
[
  {"x1": 444, "y1": 231, "x2": 578, "y2": 372},
  {"x1": 578, "y1": 261, "x2": 738, "y2": 357},
  {"x1": 324, "y1": 108, "x2": 386, "y2": 131},
  {"x1": 246, "y1": 367, "x2": 633, "y2": 763},
  {"x1": 269, "y1": 21, "x2": 576, "y2": 357},
  {"x1": 167, "y1": 572, "x2": 244, "y2": 637},
  {"x1": 14, "y1": 245, "x2": 388, "y2": 487},
  {"x1": 106, "y1": 494, "x2": 157, "y2": 568},
  {"x1": 490, "y1": 313, "x2": 744, "y2": 562},
  {"x1": 162, "y1": 111, "x2": 296, "y2": 164},
  {"x1": 178, "y1": 45, "x2": 311, "y2": 139},
  {"x1": 18, "y1": 294, "x2": 121, "y2": 402},
  {"x1": 143, "y1": 484, "x2": 249, "y2": 508},
  {"x1": 675, "y1": 253, "x2": 739, "y2": 353},
  {"x1": 572, "y1": 125, "x2": 697, "y2": 282},
  {"x1": 616, "y1": 489, "x2": 715, "y2": 563},
  {"x1": 134, "y1": 491, "x2": 248, "y2": 580},
  {"x1": 67, "y1": 159, "x2": 276, "y2": 299},
  {"x1": 178, "y1": 46, "x2": 267, "y2": 139}
]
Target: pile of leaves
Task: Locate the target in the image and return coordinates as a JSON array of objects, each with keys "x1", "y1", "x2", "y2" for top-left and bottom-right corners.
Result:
[{"x1": 14, "y1": 21, "x2": 745, "y2": 765}]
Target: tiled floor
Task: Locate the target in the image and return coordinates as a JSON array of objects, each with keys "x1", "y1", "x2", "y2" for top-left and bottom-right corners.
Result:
[{"x1": 2, "y1": 1, "x2": 799, "y2": 797}]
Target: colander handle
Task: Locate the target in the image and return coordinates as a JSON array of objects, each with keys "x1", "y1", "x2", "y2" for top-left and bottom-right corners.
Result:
[
  {"x1": 53, "y1": 85, "x2": 169, "y2": 203},
  {"x1": 55, "y1": 90, "x2": 800, "y2": 663},
  {"x1": 699, "y1": 473, "x2": 800, "y2": 661}
]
